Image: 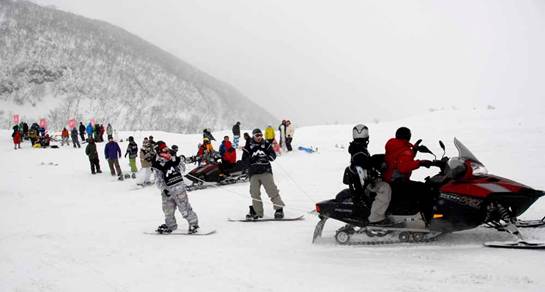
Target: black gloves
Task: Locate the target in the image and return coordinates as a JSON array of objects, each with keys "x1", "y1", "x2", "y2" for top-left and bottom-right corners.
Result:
[
  {"x1": 162, "y1": 190, "x2": 170, "y2": 197},
  {"x1": 419, "y1": 160, "x2": 433, "y2": 168}
]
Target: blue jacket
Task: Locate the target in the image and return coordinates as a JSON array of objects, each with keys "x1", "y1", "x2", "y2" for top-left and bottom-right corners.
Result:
[
  {"x1": 86, "y1": 123, "x2": 93, "y2": 136},
  {"x1": 104, "y1": 141, "x2": 121, "y2": 160}
]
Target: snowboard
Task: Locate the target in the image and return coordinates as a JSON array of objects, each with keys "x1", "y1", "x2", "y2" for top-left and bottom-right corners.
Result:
[
  {"x1": 484, "y1": 240, "x2": 545, "y2": 249},
  {"x1": 144, "y1": 229, "x2": 216, "y2": 236},
  {"x1": 228, "y1": 215, "x2": 304, "y2": 222}
]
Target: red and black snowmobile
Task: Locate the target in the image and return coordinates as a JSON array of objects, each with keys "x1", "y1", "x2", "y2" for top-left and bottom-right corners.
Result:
[
  {"x1": 312, "y1": 138, "x2": 545, "y2": 249},
  {"x1": 184, "y1": 156, "x2": 249, "y2": 191}
]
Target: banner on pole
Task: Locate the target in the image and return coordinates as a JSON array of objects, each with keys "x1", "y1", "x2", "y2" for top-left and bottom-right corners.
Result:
[
  {"x1": 39, "y1": 118, "x2": 48, "y2": 129},
  {"x1": 13, "y1": 114, "x2": 20, "y2": 124},
  {"x1": 68, "y1": 119, "x2": 77, "y2": 129}
]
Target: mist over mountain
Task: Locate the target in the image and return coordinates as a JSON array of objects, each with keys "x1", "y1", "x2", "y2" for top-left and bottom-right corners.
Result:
[{"x1": 0, "y1": 0, "x2": 276, "y2": 132}]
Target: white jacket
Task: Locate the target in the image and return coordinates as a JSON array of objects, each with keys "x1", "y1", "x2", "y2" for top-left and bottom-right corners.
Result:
[{"x1": 286, "y1": 124, "x2": 295, "y2": 138}]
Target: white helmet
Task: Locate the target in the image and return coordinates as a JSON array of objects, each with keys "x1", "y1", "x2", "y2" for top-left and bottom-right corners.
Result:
[{"x1": 352, "y1": 124, "x2": 369, "y2": 139}]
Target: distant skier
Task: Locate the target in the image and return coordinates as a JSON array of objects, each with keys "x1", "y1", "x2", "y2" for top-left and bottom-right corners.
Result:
[
  {"x1": 285, "y1": 120, "x2": 294, "y2": 152},
  {"x1": 243, "y1": 128, "x2": 285, "y2": 219},
  {"x1": 70, "y1": 127, "x2": 81, "y2": 148},
  {"x1": 124, "y1": 136, "x2": 138, "y2": 178},
  {"x1": 138, "y1": 137, "x2": 153, "y2": 186},
  {"x1": 86, "y1": 122, "x2": 94, "y2": 141},
  {"x1": 278, "y1": 120, "x2": 286, "y2": 150},
  {"x1": 152, "y1": 141, "x2": 199, "y2": 234},
  {"x1": 104, "y1": 136, "x2": 123, "y2": 180},
  {"x1": 79, "y1": 122, "x2": 86, "y2": 142},
  {"x1": 265, "y1": 125, "x2": 275, "y2": 144},
  {"x1": 232, "y1": 121, "x2": 241, "y2": 148},
  {"x1": 203, "y1": 128, "x2": 215, "y2": 141},
  {"x1": 346, "y1": 124, "x2": 392, "y2": 226},
  {"x1": 61, "y1": 128, "x2": 70, "y2": 146},
  {"x1": 85, "y1": 138, "x2": 102, "y2": 174},
  {"x1": 12, "y1": 126, "x2": 21, "y2": 150}
]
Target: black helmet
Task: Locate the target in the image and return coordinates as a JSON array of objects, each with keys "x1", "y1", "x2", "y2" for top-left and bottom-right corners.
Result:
[
  {"x1": 252, "y1": 128, "x2": 262, "y2": 135},
  {"x1": 128, "y1": 136, "x2": 134, "y2": 142},
  {"x1": 395, "y1": 127, "x2": 411, "y2": 141}
]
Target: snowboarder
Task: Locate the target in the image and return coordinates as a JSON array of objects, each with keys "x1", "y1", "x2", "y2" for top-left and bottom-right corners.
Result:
[
  {"x1": 61, "y1": 128, "x2": 70, "y2": 146},
  {"x1": 384, "y1": 127, "x2": 433, "y2": 222},
  {"x1": 79, "y1": 122, "x2": 86, "y2": 142},
  {"x1": 124, "y1": 136, "x2": 138, "y2": 178},
  {"x1": 104, "y1": 136, "x2": 123, "y2": 180},
  {"x1": 232, "y1": 121, "x2": 241, "y2": 148},
  {"x1": 265, "y1": 125, "x2": 275, "y2": 144},
  {"x1": 285, "y1": 120, "x2": 294, "y2": 152},
  {"x1": 12, "y1": 126, "x2": 21, "y2": 149},
  {"x1": 152, "y1": 141, "x2": 199, "y2": 234},
  {"x1": 203, "y1": 128, "x2": 215, "y2": 141},
  {"x1": 138, "y1": 137, "x2": 153, "y2": 185},
  {"x1": 70, "y1": 127, "x2": 81, "y2": 148},
  {"x1": 346, "y1": 124, "x2": 392, "y2": 226},
  {"x1": 85, "y1": 138, "x2": 102, "y2": 174},
  {"x1": 242, "y1": 128, "x2": 285, "y2": 219}
]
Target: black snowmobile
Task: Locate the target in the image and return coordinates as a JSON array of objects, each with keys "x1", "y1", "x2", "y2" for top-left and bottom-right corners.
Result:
[
  {"x1": 184, "y1": 155, "x2": 249, "y2": 191},
  {"x1": 312, "y1": 138, "x2": 545, "y2": 249}
]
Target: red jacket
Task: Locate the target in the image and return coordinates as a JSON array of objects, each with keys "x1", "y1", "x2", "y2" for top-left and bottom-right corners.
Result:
[
  {"x1": 222, "y1": 141, "x2": 236, "y2": 164},
  {"x1": 62, "y1": 129, "x2": 69, "y2": 138},
  {"x1": 12, "y1": 131, "x2": 21, "y2": 144},
  {"x1": 384, "y1": 138, "x2": 422, "y2": 183}
]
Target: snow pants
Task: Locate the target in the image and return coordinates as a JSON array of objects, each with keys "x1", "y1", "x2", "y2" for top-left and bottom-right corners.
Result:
[
  {"x1": 233, "y1": 135, "x2": 240, "y2": 148},
  {"x1": 107, "y1": 159, "x2": 122, "y2": 177},
  {"x1": 79, "y1": 132, "x2": 85, "y2": 142},
  {"x1": 367, "y1": 181, "x2": 392, "y2": 223},
  {"x1": 129, "y1": 158, "x2": 138, "y2": 173},
  {"x1": 71, "y1": 136, "x2": 80, "y2": 148},
  {"x1": 162, "y1": 186, "x2": 198, "y2": 230},
  {"x1": 61, "y1": 137, "x2": 69, "y2": 146},
  {"x1": 285, "y1": 137, "x2": 293, "y2": 152},
  {"x1": 89, "y1": 158, "x2": 101, "y2": 174},
  {"x1": 249, "y1": 173, "x2": 285, "y2": 217}
]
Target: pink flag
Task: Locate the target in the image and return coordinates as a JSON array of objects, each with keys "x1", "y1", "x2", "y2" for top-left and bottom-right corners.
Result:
[
  {"x1": 13, "y1": 114, "x2": 20, "y2": 124},
  {"x1": 90, "y1": 118, "x2": 96, "y2": 126},
  {"x1": 39, "y1": 118, "x2": 48, "y2": 129},
  {"x1": 68, "y1": 119, "x2": 77, "y2": 129}
]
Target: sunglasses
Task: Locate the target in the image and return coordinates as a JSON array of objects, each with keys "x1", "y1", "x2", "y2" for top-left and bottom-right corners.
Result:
[{"x1": 254, "y1": 134, "x2": 263, "y2": 137}]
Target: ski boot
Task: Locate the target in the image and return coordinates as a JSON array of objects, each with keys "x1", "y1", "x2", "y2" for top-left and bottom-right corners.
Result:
[
  {"x1": 156, "y1": 224, "x2": 173, "y2": 234},
  {"x1": 246, "y1": 206, "x2": 261, "y2": 220},
  {"x1": 131, "y1": 173, "x2": 136, "y2": 179},
  {"x1": 274, "y1": 208, "x2": 284, "y2": 219},
  {"x1": 118, "y1": 175, "x2": 124, "y2": 181},
  {"x1": 188, "y1": 224, "x2": 200, "y2": 234}
]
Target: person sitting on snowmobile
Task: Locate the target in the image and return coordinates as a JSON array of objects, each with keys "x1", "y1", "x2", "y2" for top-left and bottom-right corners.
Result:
[
  {"x1": 384, "y1": 127, "x2": 434, "y2": 222},
  {"x1": 197, "y1": 138, "x2": 217, "y2": 165},
  {"x1": 152, "y1": 141, "x2": 199, "y2": 234},
  {"x1": 219, "y1": 136, "x2": 237, "y2": 174},
  {"x1": 345, "y1": 124, "x2": 392, "y2": 226}
]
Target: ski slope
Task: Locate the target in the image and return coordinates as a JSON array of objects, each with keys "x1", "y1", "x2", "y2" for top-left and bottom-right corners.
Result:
[{"x1": 1, "y1": 109, "x2": 544, "y2": 292}]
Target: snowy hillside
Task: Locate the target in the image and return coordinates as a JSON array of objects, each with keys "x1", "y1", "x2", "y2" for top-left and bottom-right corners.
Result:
[
  {"x1": 0, "y1": 0, "x2": 276, "y2": 132},
  {"x1": 1, "y1": 109, "x2": 545, "y2": 291}
]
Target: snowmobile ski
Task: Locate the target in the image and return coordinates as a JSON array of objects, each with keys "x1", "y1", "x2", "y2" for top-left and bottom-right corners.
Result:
[
  {"x1": 485, "y1": 217, "x2": 545, "y2": 229},
  {"x1": 484, "y1": 240, "x2": 545, "y2": 249},
  {"x1": 144, "y1": 230, "x2": 216, "y2": 236},
  {"x1": 228, "y1": 215, "x2": 304, "y2": 222}
]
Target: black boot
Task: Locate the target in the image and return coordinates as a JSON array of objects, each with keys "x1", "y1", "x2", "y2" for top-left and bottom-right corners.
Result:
[
  {"x1": 246, "y1": 206, "x2": 259, "y2": 220},
  {"x1": 156, "y1": 224, "x2": 172, "y2": 234},
  {"x1": 274, "y1": 208, "x2": 284, "y2": 219},
  {"x1": 188, "y1": 224, "x2": 200, "y2": 234}
]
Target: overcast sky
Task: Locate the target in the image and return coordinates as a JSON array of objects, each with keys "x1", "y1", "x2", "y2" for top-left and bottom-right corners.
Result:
[{"x1": 32, "y1": 0, "x2": 545, "y2": 125}]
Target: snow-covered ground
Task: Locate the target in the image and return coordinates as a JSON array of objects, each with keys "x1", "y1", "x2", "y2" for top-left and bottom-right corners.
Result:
[{"x1": 1, "y1": 109, "x2": 544, "y2": 292}]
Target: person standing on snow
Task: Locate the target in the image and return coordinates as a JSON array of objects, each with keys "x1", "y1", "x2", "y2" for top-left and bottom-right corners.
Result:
[
  {"x1": 79, "y1": 122, "x2": 86, "y2": 142},
  {"x1": 124, "y1": 136, "x2": 138, "y2": 179},
  {"x1": 86, "y1": 122, "x2": 93, "y2": 141},
  {"x1": 71, "y1": 127, "x2": 81, "y2": 148},
  {"x1": 346, "y1": 124, "x2": 392, "y2": 226},
  {"x1": 264, "y1": 125, "x2": 276, "y2": 144},
  {"x1": 242, "y1": 128, "x2": 285, "y2": 219},
  {"x1": 285, "y1": 120, "x2": 295, "y2": 152},
  {"x1": 152, "y1": 141, "x2": 199, "y2": 234},
  {"x1": 278, "y1": 120, "x2": 286, "y2": 149},
  {"x1": 12, "y1": 126, "x2": 22, "y2": 150},
  {"x1": 104, "y1": 136, "x2": 123, "y2": 180},
  {"x1": 61, "y1": 128, "x2": 70, "y2": 146},
  {"x1": 232, "y1": 121, "x2": 241, "y2": 148},
  {"x1": 106, "y1": 123, "x2": 113, "y2": 139},
  {"x1": 138, "y1": 137, "x2": 154, "y2": 186},
  {"x1": 85, "y1": 138, "x2": 102, "y2": 174}
]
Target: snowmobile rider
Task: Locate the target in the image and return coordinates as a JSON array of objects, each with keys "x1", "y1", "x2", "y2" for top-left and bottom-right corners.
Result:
[
  {"x1": 197, "y1": 137, "x2": 216, "y2": 165},
  {"x1": 219, "y1": 136, "x2": 237, "y2": 173},
  {"x1": 346, "y1": 124, "x2": 392, "y2": 226},
  {"x1": 384, "y1": 127, "x2": 434, "y2": 222},
  {"x1": 243, "y1": 128, "x2": 285, "y2": 219},
  {"x1": 152, "y1": 141, "x2": 199, "y2": 234}
]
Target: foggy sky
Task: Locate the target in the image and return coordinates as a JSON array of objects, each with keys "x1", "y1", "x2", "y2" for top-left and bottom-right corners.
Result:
[{"x1": 31, "y1": 0, "x2": 545, "y2": 125}]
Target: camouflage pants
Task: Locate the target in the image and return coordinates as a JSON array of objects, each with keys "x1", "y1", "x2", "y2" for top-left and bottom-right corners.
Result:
[{"x1": 162, "y1": 186, "x2": 198, "y2": 230}]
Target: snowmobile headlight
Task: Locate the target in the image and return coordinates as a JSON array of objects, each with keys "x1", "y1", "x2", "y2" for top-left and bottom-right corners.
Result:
[{"x1": 470, "y1": 161, "x2": 488, "y2": 176}]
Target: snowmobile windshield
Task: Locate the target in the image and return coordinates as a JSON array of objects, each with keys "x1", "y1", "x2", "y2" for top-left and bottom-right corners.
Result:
[{"x1": 453, "y1": 137, "x2": 483, "y2": 165}]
